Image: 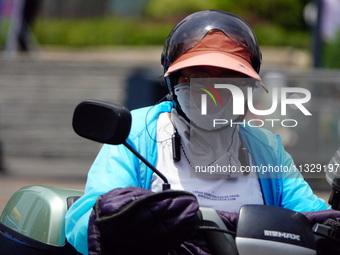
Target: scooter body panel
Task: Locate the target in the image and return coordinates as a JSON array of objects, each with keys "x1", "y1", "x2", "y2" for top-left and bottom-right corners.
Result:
[{"x1": 0, "y1": 185, "x2": 83, "y2": 246}]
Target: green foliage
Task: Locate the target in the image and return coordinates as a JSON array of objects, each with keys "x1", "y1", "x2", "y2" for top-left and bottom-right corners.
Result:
[
  {"x1": 0, "y1": 19, "x2": 9, "y2": 47},
  {"x1": 30, "y1": 17, "x2": 174, "y2": 47},
  {"x1": 142, "y1": 0, "x2": 311, "y2": 51},
  {"x1": 0, "y1": 0, "x2": 311, "y2": 49},
  {"x1": 145, "y1": 0, "x2": 217, "y2": 19},
  {"x1": 145, "y1": 0, "x2": 308, "y2": 30},
  {"x1": 239, "y1": 0, "x2": 306, "y2": 30},
  {"x1": 254, "y1": 24, "x2": 309, "y2": 48},
  {"x1": 6, "y1": 17, "x2": 308, "y2": 49},
  {"x1": 323, "y1": 33, "x2": 340, "y2": 69}
]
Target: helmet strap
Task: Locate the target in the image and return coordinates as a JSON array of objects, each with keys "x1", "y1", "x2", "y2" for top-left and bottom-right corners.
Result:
[{"x1": 164, "y1": 71, "x2": 189, "y2": 121}]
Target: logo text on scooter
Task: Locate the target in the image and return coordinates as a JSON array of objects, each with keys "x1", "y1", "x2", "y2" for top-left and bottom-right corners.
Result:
[{"x1": 264, "y1": 230, "x2": 301, "y2": 241}]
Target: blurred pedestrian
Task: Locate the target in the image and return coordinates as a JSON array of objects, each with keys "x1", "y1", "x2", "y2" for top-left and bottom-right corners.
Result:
[
  {"x1": 321, "y1": 0, "x2": 340, "y2": 42},
  {"x1": 4, "y1": 0, "x2": 41, "y2": 56}
]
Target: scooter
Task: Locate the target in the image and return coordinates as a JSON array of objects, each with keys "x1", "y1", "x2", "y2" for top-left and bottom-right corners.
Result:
[{"x1": 1, "y1": 100, "x2": 340, "y2": 255}]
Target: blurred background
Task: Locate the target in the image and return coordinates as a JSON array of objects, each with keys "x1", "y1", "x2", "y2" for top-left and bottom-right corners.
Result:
[{"x1": 0, "y1": 0, "x2": 340, "y2": 210}]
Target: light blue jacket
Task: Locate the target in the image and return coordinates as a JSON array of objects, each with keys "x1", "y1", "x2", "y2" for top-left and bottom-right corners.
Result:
[{"x1": 65, "y1": 101, "x2": 328, "y2": 255}]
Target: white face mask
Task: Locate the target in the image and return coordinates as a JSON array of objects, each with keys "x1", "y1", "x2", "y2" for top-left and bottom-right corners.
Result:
[{"x1": 174, "y1": 79, "x2": 248, "y2": 131}]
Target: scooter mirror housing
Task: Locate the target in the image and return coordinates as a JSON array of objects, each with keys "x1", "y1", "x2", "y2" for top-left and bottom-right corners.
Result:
[
  {"x1": 236, "y1": 205, "x2": 316, "y2": 255},
  {"x1": 325, "y1": 147, "x2": 340, "y2": 210},
  {"x1": 73, "y1": 100, "x2": 171, "y2": 190},
  {"x1": 72, "y1": 100, "x2": 132, "y2": 145}
]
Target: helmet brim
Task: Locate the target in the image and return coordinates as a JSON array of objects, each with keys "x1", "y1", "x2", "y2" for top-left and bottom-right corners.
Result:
[
  {"x1": 164, "y1": 50, "x2": 268, "y2": 92},
  {"x1": 164, "y1": 50, "x2": 258, "y2": 78}
]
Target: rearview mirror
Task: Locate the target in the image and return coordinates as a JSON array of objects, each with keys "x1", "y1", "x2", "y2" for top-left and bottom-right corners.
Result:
[
  {"x1": 72, "y1": 100, "x2": 132, "y2": 145},
  {"x1": 73, "y1": 100, "x2": 170, "y2": 190}
]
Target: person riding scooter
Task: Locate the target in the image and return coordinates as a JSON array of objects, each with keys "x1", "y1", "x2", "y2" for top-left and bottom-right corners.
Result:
[{"x1": 65, "y1": 10, "x2": 328, "y2": 255}]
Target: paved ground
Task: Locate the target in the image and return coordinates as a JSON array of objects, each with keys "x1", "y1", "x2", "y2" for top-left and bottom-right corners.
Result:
[{"x1": 0, "y1": 46, "x2": 333, "y2": 213}]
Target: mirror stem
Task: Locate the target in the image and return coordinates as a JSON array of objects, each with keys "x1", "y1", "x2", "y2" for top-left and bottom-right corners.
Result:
[{"x1": 123, "y1": 141, "x2": 171, "y2": 191}]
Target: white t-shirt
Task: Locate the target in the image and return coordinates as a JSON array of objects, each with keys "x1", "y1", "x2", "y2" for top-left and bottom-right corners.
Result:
[{"x1": 150, "y1": 113, "x2": 264, "y2": 212}]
